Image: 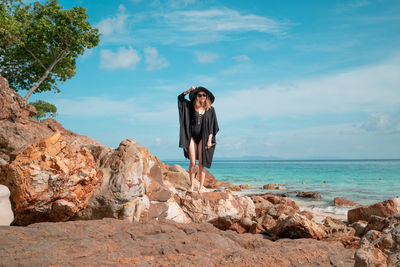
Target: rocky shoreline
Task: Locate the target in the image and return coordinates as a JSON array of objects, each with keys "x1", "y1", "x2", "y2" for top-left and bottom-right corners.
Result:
[{"x1": 0, "y1": 75, "x2": 399, "y2": 266}]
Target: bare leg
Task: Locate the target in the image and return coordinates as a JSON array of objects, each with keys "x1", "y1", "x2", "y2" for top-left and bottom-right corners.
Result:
[
  {"x1": 198, "y1": 139, "x2": 206, "y2": 193},
  {"x1": 188, "y1": 137, "x2": 196, "y2": 193}
]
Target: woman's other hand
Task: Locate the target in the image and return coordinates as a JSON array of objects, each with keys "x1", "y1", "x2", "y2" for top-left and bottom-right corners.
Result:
[{"x1": 206, "y1": 138, "x2": 213, "y2": 149}]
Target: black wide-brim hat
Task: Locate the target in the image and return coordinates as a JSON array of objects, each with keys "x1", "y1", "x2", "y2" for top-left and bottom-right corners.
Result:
[{"x1": 189, "y1": 86, "x2": 215, "y2": 104}]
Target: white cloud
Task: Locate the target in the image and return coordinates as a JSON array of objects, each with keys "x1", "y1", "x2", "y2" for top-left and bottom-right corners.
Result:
[
  {"x1": 195, "y1": 52, "x2": 219, "y2": 63},
  {"x1": 144, "y1": 47, "x2": 169, "y2": 71},
  {"x1": 360, "y1": 113, "x2": 400, "y2": 133},
  {"x1": 55, "y1": 96, "x2": 138, "y2": 117},
  {"x1": 96, "y1": 6, "x2": 286, "y2": 46},
  {"x1": 100, "y1": 47, "x2": 141, "y2": 70},
  {"x1": 162, "y1": 8, "x2": 283, "y2": 34},
  {"x1": 216, "y1": 54, "x2": 400, "y2": 121},
  {"x1": 335, "y1": 0, "x2": 370, "y2": 13},
  {"x1": 233, "y1": 55, "x2": 250, "y2": 63},
  {"x1": 97, "y1": 4, "x2": 128, "y2": 36},
  {"x1": 167, "y1": 0, "x2": 196, "y2": 8}
]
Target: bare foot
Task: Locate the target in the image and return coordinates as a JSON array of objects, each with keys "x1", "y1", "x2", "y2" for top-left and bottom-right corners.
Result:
[
  {"x1": 198, "y1": 188, "x2": 205, "y2": 194},
  {"x1": 187, "y1": 188, "x2": 193, "y2": 194}
]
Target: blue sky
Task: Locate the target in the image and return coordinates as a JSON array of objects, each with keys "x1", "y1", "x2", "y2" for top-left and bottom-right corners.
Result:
[{"x1": 29, "y1": 0, "x2": 400, "y2": 160}]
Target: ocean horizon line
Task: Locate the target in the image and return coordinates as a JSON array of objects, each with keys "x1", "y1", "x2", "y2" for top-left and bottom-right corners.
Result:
[{"x1": 162, "y1": 157, "x2": 400, "y2": 162}]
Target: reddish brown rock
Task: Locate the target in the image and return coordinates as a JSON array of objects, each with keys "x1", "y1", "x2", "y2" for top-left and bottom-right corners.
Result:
[
  {"x1": 323, "y1": 216, "x2": 355, "y2": 237},
  {"x1": 161, "y1": 163, "x2": 192, "y2": 189},
  {"x1": 263, "y1": 184, "x2": 275, "y2": 190},
  {"x1": 323, "y1": 216, "x2": 359, "y2": 248},
  {"x1": 355, "y1": 247, "x2": 387, "y2": 267},
  {"x1": 349, "y1": 221, "x2": 368, "y2": 237},
  {"x1": 257, "y1": 214, "x2": 278, "y2": 232},
  {"x1": 0, "y1": 76, "x2": 36, "y2": 121},
  {"x1": 364, "y1": 214, "x2": 400, "y2": 234},
  {"x1": 40, "y1": 118, "x2": 99, "y2": 150},
  {"x1": 296, "y1": 191, "x2": 322, "y2": 200},
  {"x1": 178, "y1": 191, "x2": 255, "y2": 231},
  {"x1": 274, "y1": 213, "x2": 327, "y2": 240},
  {"x1": 0, "y1": 218, "x2": 356, "y2": 266},
  {"x1": 73, "y1": 139, "x2": 172, "y2": 222},
  {"x1": 0, "y1": 76, "x2": 53, "y2": 163},
  {"x1": 361, "y1": 230, "x2": 395, "y2": 252},
  {"x1": 249, "y1": 222, "x2": 266, "y2": 234},
  {"x1": 0, "y1": 132, "x2": 99, "y2": 225},
  {"x1": 251, "y1": 195, "x2": 273, "y2": 217},
  {"x1": 326, "y1": 235, "x2": 360, "y2": 249},
  {"x1": 334, "y1": 197, "x2": 361, "y2": 207},
  {"x1": 225, "y1": 184, "x2": 242, "y2": 191},
  {"x1": 299, "y1": 210, "x2": 314, "y2": 220},
  {"x1": 256, "y1": 194, "x2": 300, "y2": 219},
  {"x1": 348, "y1": 197, "x2": 400, "y2": 224}
]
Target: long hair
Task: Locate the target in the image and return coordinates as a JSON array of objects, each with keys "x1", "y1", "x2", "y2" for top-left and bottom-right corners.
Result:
[{"x1": 194, "y1": 91, "x2": 211, "y2": 111}]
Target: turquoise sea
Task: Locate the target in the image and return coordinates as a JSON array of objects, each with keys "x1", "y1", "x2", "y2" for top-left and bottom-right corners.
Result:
[{"x1": 164, "y1": 159, "x2": 400, "y2": 215}]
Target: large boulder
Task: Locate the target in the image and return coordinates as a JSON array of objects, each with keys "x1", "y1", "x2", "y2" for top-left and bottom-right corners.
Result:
[
  {"x1": 178, "y1": 191, "x2": 255, "y2": 230},
  {"x1": 274, "y1": 213, "x2": 327, "y2": 240},
  {"x1": 0, "y1": 132, "x2": 100, "y2": 225},
  {"x1": 0, "y1": 184, "x2": 14, "y2": 225},
  {"x1": 348, "y1": 197, "x2": 400, "y2": 224},
  {"x1": 0, "y1": 218, "x2": 356, "y2": 266},
  {"x1": 73, "y1": 139, "x2": 166, "y2": 222}
]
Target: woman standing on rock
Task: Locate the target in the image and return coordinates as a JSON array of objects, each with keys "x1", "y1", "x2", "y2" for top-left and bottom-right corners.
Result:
[{"x1": 178, "y1": 86, "x2": 219, "y2": 193}]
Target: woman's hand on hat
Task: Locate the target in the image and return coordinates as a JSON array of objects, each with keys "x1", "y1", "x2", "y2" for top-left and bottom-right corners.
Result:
[{"x1": 185, "y1": 86, "x2": 196, "y2": 95}]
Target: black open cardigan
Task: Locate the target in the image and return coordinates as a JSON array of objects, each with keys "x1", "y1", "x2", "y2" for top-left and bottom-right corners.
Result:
[{"x1": 178, "y1": 92, "x2": 219, "y2": 168}]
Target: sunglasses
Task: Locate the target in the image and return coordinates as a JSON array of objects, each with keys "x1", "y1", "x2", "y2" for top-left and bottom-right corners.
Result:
[{"x1": 197, "y1": 93, "x2": 207, "y2": 98}]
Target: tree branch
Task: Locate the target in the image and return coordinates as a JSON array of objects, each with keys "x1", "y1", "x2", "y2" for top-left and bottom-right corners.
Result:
[
  {"x1": 25, "y1": 48, "x2": 47, "y2": 71},
  {"x1": 24, "y1": 49, "x2": 69, "y2": 101},
  {"x1": 50, "y1": 46, "x2": 56, "y2": 60}
]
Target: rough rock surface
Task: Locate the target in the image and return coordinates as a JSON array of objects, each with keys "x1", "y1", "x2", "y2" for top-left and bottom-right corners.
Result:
[
  {"x1": 0, "y1": 132, "x2": 100, "y2": 225},
  {"x1": 354, "y1": 214, "x2": 400, "y2": 267},
  {"x1": 274, "y1": 213, "x2": 327, "y2": 240},
  {"x1": 0, "y1": 76, "x2": 52, "y2": 163},
  {"x1": 0, "y1": 218, "x2": 355, "y2": 266},
  {"x1": 348, "y1": 197, "x2": 400, "y2": 224},
  {"x1": 72, "y1": 139, "x2": 162, "y2": 221},
  {"x1": 323, "y1": 216, "x2": 360, "y2": 249},
  {"x1": 263, "y1": 184, "x2": 275, "y2": 190},
  {"x1": 178, "y1": 191, "x2": 255, "y2": 230},
  {"x1": 334, "y1": 197, "x2": 361, "y2": 207},
  {"x1": 296, "y1": 191, "x2": 322, "y2": 200},
  {"x1": 0, "y1": 185, "x2": 14, "y2": 225},
  {"x1": 251, "y1": 194, "x2": 300, "y2": 219}
]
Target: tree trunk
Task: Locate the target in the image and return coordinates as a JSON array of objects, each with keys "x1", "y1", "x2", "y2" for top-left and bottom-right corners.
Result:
[
  {"x1": 24, "y1": 52, "x2": 67, "y2": 101},
  {"x1": 24, "y1": 68, "x2": 52, "y2": 100}
]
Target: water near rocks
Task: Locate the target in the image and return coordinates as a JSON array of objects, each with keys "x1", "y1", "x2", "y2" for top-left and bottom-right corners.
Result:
[{"x1": 165, "y1": 159, "x2": 400, "y2": 218}]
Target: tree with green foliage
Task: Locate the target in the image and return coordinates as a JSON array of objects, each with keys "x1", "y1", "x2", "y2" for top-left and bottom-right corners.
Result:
[
  {"x1": 0, "y1": 0, "x2": 100, "y2": 100},
  {"x1": 30, "y1": 99, "x2": 57, "y2": 120}
]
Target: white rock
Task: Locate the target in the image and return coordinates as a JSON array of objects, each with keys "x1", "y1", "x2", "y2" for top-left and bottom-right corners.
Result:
[{"x1": 0, "y1": 185, "x2": 14, "y2": 226}]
